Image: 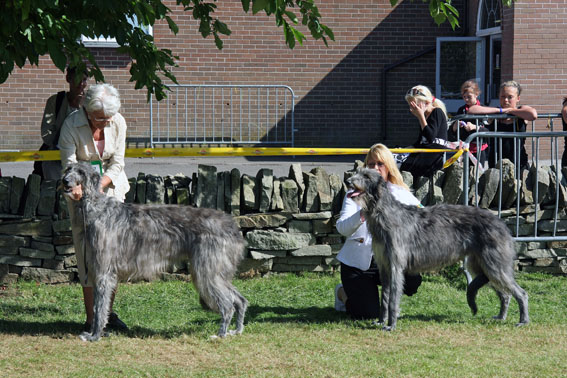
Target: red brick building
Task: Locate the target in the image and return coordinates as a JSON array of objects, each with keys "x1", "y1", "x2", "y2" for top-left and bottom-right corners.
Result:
[{"x1": 0, "y1": 0, "x2": 565, "y2": 151}]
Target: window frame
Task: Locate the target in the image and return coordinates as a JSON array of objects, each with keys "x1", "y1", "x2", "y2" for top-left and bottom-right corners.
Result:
[
  {"x1": 435, "y1": 37, "x2": 486, "y2": 114},
  {"x1": 476, "y1": 0, "x2": 502, "y2": 37},
  {"x1": 81, "y1": 17, "x2": 153, "y2": 48}
]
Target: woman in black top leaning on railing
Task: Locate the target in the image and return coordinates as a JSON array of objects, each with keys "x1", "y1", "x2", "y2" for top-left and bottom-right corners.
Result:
[{"x1": 466, "y1": 80, "x2": 538, "y2": 171}]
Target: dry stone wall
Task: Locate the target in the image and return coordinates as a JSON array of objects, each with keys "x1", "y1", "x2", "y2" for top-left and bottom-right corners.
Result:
[{"x1": 1, "y1": 160, "x2": 566, "y2": 284}]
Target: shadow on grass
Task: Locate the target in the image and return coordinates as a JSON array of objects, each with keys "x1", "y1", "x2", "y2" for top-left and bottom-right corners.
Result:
[
  {"x1": 0, "y1": 302, "x2": 346, "y2": 339},
  {"x1": 0, "y1": 319, "x2": 81, "y2": 336},
  {"x1": 0, "y1": 302, "x2": 475, "y2": 339}
]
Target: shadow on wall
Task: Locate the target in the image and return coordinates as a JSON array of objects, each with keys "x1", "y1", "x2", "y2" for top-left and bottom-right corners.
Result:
[{"x1": 261, "y1": 0, "x2": 462, "y2": 148}]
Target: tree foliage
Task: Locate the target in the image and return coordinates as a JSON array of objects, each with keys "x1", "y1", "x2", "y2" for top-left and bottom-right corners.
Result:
[
  {"x1": 1, "y1": 0, "x2": 515, "y2": 101},
  {"x1": 389, "y1": 0, "x2": 515, "y2": 30}
]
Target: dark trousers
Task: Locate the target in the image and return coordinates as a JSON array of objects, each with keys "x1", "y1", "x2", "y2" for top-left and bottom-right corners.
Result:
[
  {"x1": 340, "y1": 258, "x2": 423, "y2": 320},
  {"x1": 399, "y1": 144, "x2": 445, "y2": 179}
]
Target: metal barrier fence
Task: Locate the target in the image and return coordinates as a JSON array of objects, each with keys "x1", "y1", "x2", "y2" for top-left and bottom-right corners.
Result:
[
  {"x1": 452, "y1": 113, "x2": 567, "y2": 242},
  {"x1": 149, "y1": 85, "x2": 296, "y2": 148},
  {"x1": 451, "y1": 112, "x2": 564, "y2": 165}
]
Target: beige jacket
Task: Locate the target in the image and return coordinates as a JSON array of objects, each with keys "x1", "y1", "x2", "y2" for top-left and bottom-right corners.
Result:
[{"x1": 59, "y1": 108, "x2": 130, "y2": 201}]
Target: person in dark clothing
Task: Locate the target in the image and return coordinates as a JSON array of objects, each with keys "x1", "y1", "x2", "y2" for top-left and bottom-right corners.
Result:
[
  {"x1": 467, "y1": 81, "x2": 537, "y2": 171},
  {"x1": 400, "y1": 85, "x2": 449, "y2": 179},
  {"x1": 33, "y1": 66, "x2": 88, "y2": 180},
  {"x1": 449, "y1": 80, "x2": 489, "y2": 166}
]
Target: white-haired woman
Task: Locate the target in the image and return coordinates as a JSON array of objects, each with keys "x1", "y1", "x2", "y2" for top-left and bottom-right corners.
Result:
[
  {"x1": 59, "y1": 83, "x2": 130, "y2": 332},
  {"x1": 400, "y1": 85, "x2": 449, "y2": 179},
  {"x1": 334, "y1": 143, "x2": 423, "y2": 320}
]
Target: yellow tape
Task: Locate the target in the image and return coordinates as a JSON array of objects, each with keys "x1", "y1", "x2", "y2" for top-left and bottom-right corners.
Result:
[
  {"x1": 124, "y1": 147, "x2": 371, "y2": 158},
  {"x1": 442, "y1": 149, "x2": 465, "y2": 169},
  {"x1": 0, "y1": 150, "x2": 61, "y2": 162},
  {"x1": 0, "y1": 147, "x2": 466, "y2": 162}
]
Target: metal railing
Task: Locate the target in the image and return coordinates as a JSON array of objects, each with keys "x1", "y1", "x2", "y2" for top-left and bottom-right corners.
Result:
[
  {"x1": 454, "y1": 113, "x2": 567, "y2": 242},
  {"x1": 149, "y1": 85, "x2": 296, "y2": 148}
]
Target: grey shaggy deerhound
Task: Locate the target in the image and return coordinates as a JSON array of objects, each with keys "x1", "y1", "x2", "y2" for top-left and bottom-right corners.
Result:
[
  {"x1": 347, "y1": 168, "x2": 529, "y2": 331},
  {"x1": 61, "y1": 163, "x2": 248, "y2": 342}
]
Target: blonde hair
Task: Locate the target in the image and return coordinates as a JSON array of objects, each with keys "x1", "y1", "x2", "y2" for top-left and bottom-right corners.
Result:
[
  {"x1": 461, "y1": 80, "x2": 480, "y2": 96},
  {"x1": 405, "y1": 85, "x2": 447, "y2": 117},
  {"x1": 364, "y1": 143, "x2": 409, "y2": 190}
]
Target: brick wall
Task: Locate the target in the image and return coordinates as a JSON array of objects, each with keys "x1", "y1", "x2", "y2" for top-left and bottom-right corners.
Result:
[
  {"x1": 1, "y1": 1, "x2": 564, "y2": 153},
  {"x1": 0, "y1": 0, "x2": 462, "y2": 151},
  {"x1": 506, "y1": 0, "x2": 567, "y2": 160},
  {"x1": 511, "y1": 0, "x2": 567, "y2": 115}
]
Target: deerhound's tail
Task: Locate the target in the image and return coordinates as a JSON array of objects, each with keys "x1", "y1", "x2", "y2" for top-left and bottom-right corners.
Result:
[{"x1": 467, "y1": 273, "x2": 490, "y2": 315}]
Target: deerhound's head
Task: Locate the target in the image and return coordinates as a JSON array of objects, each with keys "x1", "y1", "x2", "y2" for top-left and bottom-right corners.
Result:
[
  {"x1": 346, "y1": 168, "x2": 387, "y2": 208},
  {"x1": 60, "y1": 163, "x2": 101, "y2": 201}
]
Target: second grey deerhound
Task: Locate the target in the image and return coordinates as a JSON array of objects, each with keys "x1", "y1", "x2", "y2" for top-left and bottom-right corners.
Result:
[
  {"x1": 347, "y1": 168, "x2": 529, "y2": 331},
  {"x1": 61, "y1": 163, "x2": 248, "y2": 341}
]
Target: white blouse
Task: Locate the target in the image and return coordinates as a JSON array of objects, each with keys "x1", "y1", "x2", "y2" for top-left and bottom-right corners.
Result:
[{"x1": 336, "y1": 182, "x2": 421, "y2": 270}]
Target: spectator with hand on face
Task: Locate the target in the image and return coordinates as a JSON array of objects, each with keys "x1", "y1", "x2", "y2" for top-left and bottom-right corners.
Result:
[{"x1": 400, "y1": 85, "x2": 449, "y2": 179}]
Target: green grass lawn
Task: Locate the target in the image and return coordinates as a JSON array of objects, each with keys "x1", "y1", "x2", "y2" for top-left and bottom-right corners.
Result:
[{"x1": 0, "y1": 272, "x2": 566, "y2": 377}]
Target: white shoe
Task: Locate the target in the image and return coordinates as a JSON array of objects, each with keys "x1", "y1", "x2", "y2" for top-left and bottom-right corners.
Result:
[{"x1": 334, "y1": 284, "x2": 346, "y2": 312}]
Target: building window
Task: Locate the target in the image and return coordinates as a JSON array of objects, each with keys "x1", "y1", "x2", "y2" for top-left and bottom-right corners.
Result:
[
  {"x1": 81, "y1": 17, "x2": 152, "y2": 48},
  {"x1": 477, "y1": 0, "x2": 502, "y2": 36},
  {"x1": 477, "y1": 0, "x2": 502, "y2": 105},
  {"x1": 487, "y1": 35, "x2": 501, "y2": 104},
  {"x1": 435, "y1": 1, "x2": 502, "y2": 111},
  {"x1": 435, "y1": 37, "x2": 486, "y2": 114}
]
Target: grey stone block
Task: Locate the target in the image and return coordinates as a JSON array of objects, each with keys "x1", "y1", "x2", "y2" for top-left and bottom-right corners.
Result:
[
  {"x1": 256, "y1": 168, "x2": 273, "y2": 213},
  {"x1": 290, "y1": 245, "x2": 332, "y2": 257},
  {"x1": 292, "y1": 211, "x2": 332, "y2": 220},
  {"x1": 230, "y1": 168, "x2": 241, "y2": 216},
  {"x1": 270, "y1": 178, "x2": 284, "y2": 211},
  {"x1": 20, "y1": 267, "x2": 74, "y2": 284},
  {"x1": 20, "y1": 247, "x2": 56, "y2": 259},
  {"x1": 52, "y1": 219, "x2": 71, "y2": 233},
  {"x1": 246, "y1": 230, "x2": 315, "y2": 250},
  {"x1": 136, "y1": 173, "x2": 147, "y2": 204},
  {"x1": 195, "y1": 164, "x2": 217, "y2": 209},
  {"x1": 146, "y1": 174, "x2": 165, "y2": 204},
  {"x1": 235, "y1": 213, "x2": 291, "y2": 229},
  {"x1": 289, "y1": 163, "x2": 305, "y2": 206},
  {"x1": 22, "y1": 174, "x2": 42, "y2": 218},
  {"x1": 288, "y1": 220, "x2": 312, "y2": 233},
  {"x1": 30, "y1": 240, "x2": 55, "y2": 252},
  {"x1": 0, "y1": 235, "x2": 29, "y2": 248},
  {"x1": 9, "y1": 176, "x2": 25, "y2": 214},
  {"x1": 241, "y1": 174, "x2": 258, "y2": 212},
  {"x1": 125, "y1": 177, "x2": 137, "y2": 203},
  {"x1": 0, "y1": 255, "x2": 42, "y2": 267},
  {"x1": 312, "y1": 219, "x2": 332, "y2": 235},
  {"x1": 37, "y1": 179, "x2": 57, "y2": 216},
  {"x1": 0, "y1": 177, "x2": 11, "y2": 213},
  {"x1": 280, "y1": 178, "x2": 299, "y2": 213},
  {"x1": 217, "y1": 171, "x2": 226, "y2": 211},
  {"x1": 0, "y1": 220, "x2": 52, "y2": 237}
]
